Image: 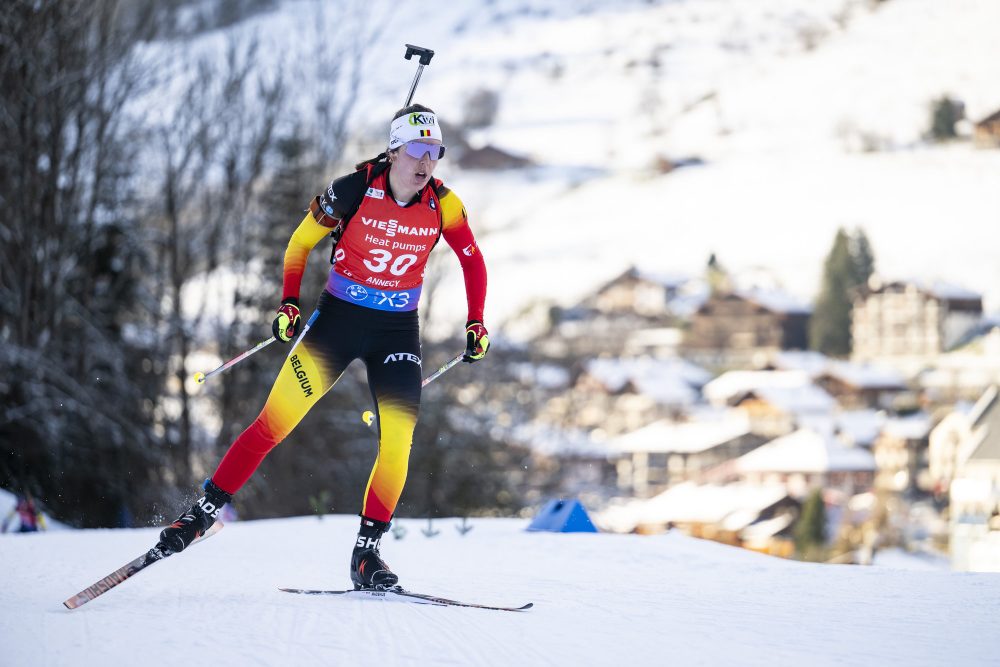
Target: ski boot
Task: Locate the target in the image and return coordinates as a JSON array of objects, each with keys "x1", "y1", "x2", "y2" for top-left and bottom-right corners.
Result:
[
  {"x1": 156, "y1": 479, "x2": 232, "y2": 555},
  {"x1": 350, "y1": 516, "x2": 399, "y2": 590}
]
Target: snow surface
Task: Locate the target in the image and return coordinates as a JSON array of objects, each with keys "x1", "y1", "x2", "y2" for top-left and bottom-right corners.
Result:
[{"x1": 4, "y1": 514, "x2": 1000, "y2": 666}]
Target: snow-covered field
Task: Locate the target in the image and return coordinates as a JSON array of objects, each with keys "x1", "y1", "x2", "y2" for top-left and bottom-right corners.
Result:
[{"x1": 3, "y1": 514, "x2": 999, "y2": 666}]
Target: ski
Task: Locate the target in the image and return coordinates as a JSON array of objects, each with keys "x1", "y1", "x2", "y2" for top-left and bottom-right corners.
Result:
[
  {"x1": 63, "y1": 522, "x2": 224, "y2": 610},
  {"x1": 279, "y1": 586, "x2": 533, "y2": 612}
]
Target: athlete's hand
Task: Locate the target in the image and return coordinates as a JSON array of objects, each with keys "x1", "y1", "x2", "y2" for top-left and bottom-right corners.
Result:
[
  {"x1": 463, "y1": 320, "x2": 489, "y2": 363},
  {"x1": 272, "y1": 297, "x2": 301, "y2": 343}
]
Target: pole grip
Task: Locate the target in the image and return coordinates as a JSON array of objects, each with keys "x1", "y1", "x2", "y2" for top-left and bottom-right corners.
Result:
[
  {"x1": 404, "y1": 44, "x2": 435, "y2": 66},
  {"x1": 402, "y1": 44, "x2": 435, "y2": 107}
]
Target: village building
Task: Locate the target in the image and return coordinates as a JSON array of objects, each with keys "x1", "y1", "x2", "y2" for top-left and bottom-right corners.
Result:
[
  {"x1": 538, "y1": 356, "x2": 712, "y2": 438},
  {"x1": 871, "y1": 413, "x2": 934, "y2": 495},
  {"x1": 928, "y1": 400, "x2": 978, "y2": 497},
  {"x1": 833, "y1": 409, "x2": 887, "y2": 449},
  {"x1": 595, "y1": 481, "x2": 799, "y2": 556},
  {"x1": 681, "y1": 288, "x2": 811, "y2": 369},
  {"x1": 734, "y1": 428, "x2": 877, "y2": 499},
  {"x1": 584, "y1": 266, "x2": 708, "y2": 319},
  {"x1": 606, "y1": 416, "x2": 765, "y2": 497},
  {"x1": 702, "y1": 370, "x2": 837, "y2": 437},
  {"x1": 728, "y1": 385, "x2": 839, "y2": 438},
  {"x1": 919, "y1": 322, "x2": 1000, "y2": 402},
  {"x1": 814, "y1": 361, "x2": 908, "y2": 411},
  {"x1": 946, "y1": 385, "x2": 1000, "y2": 571},
  {"x1": 758, "y1": 349, "x2": 831, "y2": 377},
  {"x1": 703, "y1": 370, "x2": 815, "y2": 406},
  {"x1": 851, "y1": 278, "x2": 983, "y2": 375},
  {"x1": 973, "y1": 107, "x2": 1000, "y2": 149},
  {"x1": 539, "y1": 267, "x2": 707, "y2": 359}
]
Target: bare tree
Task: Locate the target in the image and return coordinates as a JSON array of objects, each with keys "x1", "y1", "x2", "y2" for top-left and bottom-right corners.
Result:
[
  {"x1": 307, "y1": 0, "x2": 386, "y2": 170},
  {"x1": 142, "y1": 37, "x2": 285, "y2": 487},
  {"x1": 0, "y1": 0, "x2": 170, "y2": 526}
]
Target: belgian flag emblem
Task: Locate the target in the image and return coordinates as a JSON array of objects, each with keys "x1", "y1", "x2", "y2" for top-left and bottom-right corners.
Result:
[{"x1": 419, "y1": 129, "x2": 432, "y2": 137}]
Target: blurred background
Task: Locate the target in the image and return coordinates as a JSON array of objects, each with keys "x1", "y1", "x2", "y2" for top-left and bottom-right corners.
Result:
[{"x1": 2, "y1": 0, "x2": 999, "y2": 570}]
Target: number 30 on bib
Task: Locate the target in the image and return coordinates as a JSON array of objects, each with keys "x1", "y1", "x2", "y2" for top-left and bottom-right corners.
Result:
[{"x1": 364, "y1": 249, "x2": 418, "y2": 276}]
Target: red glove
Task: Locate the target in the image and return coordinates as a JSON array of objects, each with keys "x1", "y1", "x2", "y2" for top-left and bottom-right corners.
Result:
[
  {"x1": 272, "y1": 298, "x2": 301, "y2": 343},
  {"x1": 463, "y1": 320, "x2": 489, "y2": 363}
]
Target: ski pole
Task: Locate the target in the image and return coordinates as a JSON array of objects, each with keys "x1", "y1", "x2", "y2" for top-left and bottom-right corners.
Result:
[
  {"x1": 193, "y1": 336, "x2": 276, "y2": 385},
  {"x1": 361, "y1": 352, "x2": 464, "y2": 428},
  {"x1": 402, "y1": 44, "x2": 435, "y2": 107}
]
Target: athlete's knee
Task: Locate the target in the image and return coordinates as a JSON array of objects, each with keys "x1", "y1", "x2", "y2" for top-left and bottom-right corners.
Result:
[
  {"x1": 236, "y1": 414, "x2": 288, "y2": 455},
  {"x1": 377, "y1": 436, "x2": 412, "y2": 461}
]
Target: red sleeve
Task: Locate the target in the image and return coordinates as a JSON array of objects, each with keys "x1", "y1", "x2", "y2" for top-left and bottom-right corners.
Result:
[
  {"x1": 438, "y1": 184, "x2": 486, "y2": 323},
  {"x1": 442, "y1": 222, "x2": 487, "y2": 323}
]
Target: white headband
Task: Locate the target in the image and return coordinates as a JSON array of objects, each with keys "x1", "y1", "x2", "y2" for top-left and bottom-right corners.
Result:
[{"x1": 388, "y1": 111, "x2": 443, "y2": 150}]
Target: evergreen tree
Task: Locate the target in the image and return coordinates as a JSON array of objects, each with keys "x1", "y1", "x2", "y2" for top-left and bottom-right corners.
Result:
[
  {"x1": 795, "y1": 488, "x2": 827, "y2": 560},
  {"x1": 809, "y1": 227, "x2": 876, "y2": 356},
  {"x1": 706, "y1": 253, "x2": 730, "y2": 293},
  {"x1": 850, "y1": 228, "x2": 876, "y2": 287},
  {"x1": 928, "y1": 96, "x2": 964, "y2": 142}
]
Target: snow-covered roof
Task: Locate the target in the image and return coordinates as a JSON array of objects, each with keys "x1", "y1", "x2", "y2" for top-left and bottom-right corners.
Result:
[
  {"x1": 968, "y1": 385, "x2": 999, "y2": 427},
  {"x1": 834, "y1": 409, "x2": 886, "y2": 447},
  {"x1": 732, "y1": 384, "x2": 838, "y2": 415},
  {"x1": 585, "y1": 357, "x2": 712, "y2": 406},
  {"x1": 881, "y1": 413, "x2": 933, "y2": 440},
  {"x1": 596, "y1": 481, "x2": 790, "y2": 533},
  {"x1": 965, "y1": 386, "x2": 1000, "y2": 462},
  {"x1": 736, "y1": 287, "x2": 813, "y2": 315},
  {"x1": 632, "y1": 268, "x2": 695, "y2": 289},
  {"x1": 822, "y1": 361, "x2": 906, "y2": 390},
  {"x1": 740, "y1": 513, "x2": 795, "y2": 542},
  {"x1": 918, "y1": 280, "x2": 982, "y2": 302},
  {"x1": 736, "y1": 429, "x2": 876, "y2": 473},
  {"x1": 607, "y1": 417, "x2": 751, "y2": 455},
  {"x1": 703, "y1": 370, "x2": 813, "y2": 405},
  {"x1": 510, "y1": 423, "x2": 607, "y2": 458},
  {"x1": 631, "y1": 269, "x2": 711, "y2": 317},
  {"x1": 766, "y1": 350, "x2": 831, "y2": 377},
  {"x1": 869, "y1": 278, "x2": 983, "y2": 303}
]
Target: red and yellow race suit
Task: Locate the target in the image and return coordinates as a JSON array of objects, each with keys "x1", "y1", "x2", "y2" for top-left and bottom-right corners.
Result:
[{"x1": 212, "y1": 165, "x2": 486, "y2": 521}]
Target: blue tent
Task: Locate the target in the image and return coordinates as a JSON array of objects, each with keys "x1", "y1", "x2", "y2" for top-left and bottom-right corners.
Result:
[{"x1": 526, "y1": 498, "x2": 598, "y2": 533}]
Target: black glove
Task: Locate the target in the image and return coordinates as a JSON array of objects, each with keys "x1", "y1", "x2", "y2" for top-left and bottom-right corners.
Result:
[
  {"x1": 272, "y1": 297, "x2": 301, "y2": 343},
  {"x1": 463, "y1": 320, "x2": 489, "y2": 363}
]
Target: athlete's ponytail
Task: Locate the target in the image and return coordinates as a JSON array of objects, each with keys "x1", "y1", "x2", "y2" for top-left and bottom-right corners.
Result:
[
  {"x1": 354, "y1": 103, "x2": 437, "y2": 171},
  {"x1": 354, "y1": 152, "x2": 388, "y2": 171}
]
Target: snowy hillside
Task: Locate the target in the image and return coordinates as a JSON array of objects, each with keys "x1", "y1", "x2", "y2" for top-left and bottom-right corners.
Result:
[
  {"x1": 152, "y1": 0, "x2": 1000, "y2": 338},
  {"x1": 424, "y1": 0, "x2": 1000, "y2": 335},
  {"x1": 4, "y1": 515, "x2": 1000, "y2": 666}
]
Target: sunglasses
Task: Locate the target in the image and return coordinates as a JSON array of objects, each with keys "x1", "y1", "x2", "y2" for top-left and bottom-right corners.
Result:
[{"x1": 402, "y1": 141, "x2": 446, "y2": 161}]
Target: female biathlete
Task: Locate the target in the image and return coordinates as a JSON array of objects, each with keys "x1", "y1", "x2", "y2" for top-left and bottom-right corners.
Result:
[{"x1": 156, "y1": 104, "x2": 488, "y2": 590}]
